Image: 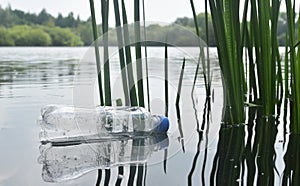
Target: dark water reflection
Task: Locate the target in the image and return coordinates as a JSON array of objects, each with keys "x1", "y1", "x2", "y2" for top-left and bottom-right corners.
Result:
[{"x1": 0, "y1": 47, "x2": 297, "y2": 186}]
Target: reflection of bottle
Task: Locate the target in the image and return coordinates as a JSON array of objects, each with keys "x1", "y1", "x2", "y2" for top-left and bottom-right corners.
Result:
[
  {"x1": 38, "y1": 134, "x2": 169, "y2": 182},
  {"x1": 40, "y1": 105, "x2": 169, "y2": 143}
]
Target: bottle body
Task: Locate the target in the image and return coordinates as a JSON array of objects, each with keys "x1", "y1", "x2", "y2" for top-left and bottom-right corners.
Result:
[
  {"x1": 40, "y1": 105, "x2": 168, "y2": 143},
  {"x1": 103, "y1": 107, "x2": 162, "y2": 133}
]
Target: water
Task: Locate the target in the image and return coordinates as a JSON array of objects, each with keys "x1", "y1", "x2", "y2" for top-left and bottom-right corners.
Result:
[
  {"x1": 0, "y1": 47, "x2": 292, "y2": 185},
  {"x1": 39, "y1": 134, "x2": 169, "y2": 182}
]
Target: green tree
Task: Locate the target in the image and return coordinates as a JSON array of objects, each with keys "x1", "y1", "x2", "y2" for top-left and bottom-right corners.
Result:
[
  {"x1": 0, "y1": 26, "x2": 14, "y2": 46},
  {"x1": 74, "y1": 23, "x2": 93, "y2": 45},
  {"x1": 55, "y1": 13, "x2": 65, "y2": 27},
  {"x1": 0, "y1": 5, "x2": 20, "y2": 27},
  {"x1": 174, "y1": 17, "x2": 194, "y2": 27},
  {"x1": 45, "y1": 27, "x2": 83, "y2": 46},
  {"x1": 65, "y1": 12, "x2": 76, "y2": 27},
  {"x1": 27, "y1": 29, "x2": 52, "y2": 46},
  {"x1": 174, "y1": 13, "x2": 216, "y2": 46},
  {"x1": 10, "y1": 25, "x2": 52, "y2": 46},
  {"x1": 37, "y1": 9, "x2": 52, "y2": 25}
]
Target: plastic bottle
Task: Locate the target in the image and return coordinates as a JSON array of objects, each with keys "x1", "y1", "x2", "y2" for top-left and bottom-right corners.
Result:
[{"x1": 39, "y1": 105, "x2": 169, "y2": 143}]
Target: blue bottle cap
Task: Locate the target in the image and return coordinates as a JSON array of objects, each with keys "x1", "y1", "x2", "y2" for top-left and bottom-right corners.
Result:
[{"x1": 157, "y1": 116, "x2": 169, "y2": 133}]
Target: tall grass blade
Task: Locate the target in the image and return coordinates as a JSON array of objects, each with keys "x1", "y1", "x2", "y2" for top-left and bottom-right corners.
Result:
[
  {"x1": 121, "y1": 0, "x2": 138, "y2": 106},
  {"x1": 134, "y1": 0, "x2": 145, "y2": 107},
  {"x1": 208, "y1": 0, "x2": 245, "y2": 124},
  {"x1": 295, "y1": 10, "x2": 300, "y2": 131},
  {"x1": 283, "y1": 33, "x2": 289, "y2": 138},
  {"x1": 176, "y1": 58, "x2": 185, "y2": 106},
  {"x1": 164, "y1": 42, "x2": 168, "y2": 116},
  {"x1": 101, "y1": 0, "x2": 112, "y2": 106},
  {"x1": 271, "y1": 0, "x2": 283, "y2": 115},
  {"x1": 89, "y1": 0, "x2": 104, "y2": 105},
  {"x1": 142, "y1": 0, "x2": 150, "y2": 111},
  {"x1": 192, "y1": 56, "x2": 201, "y2": 94},
  {"x1": 286, "y1": 0, "x2": 300, "y2": 132},
  {"x1": 257, "y1": 0, "x2": 274, "y2": 115},
  {"x1": 245, "y1": 26, "x2": 258, "y2": 101},
  {"x1": 190, "y1": 0, "x2": 210, "y2": 96},
  {"x1": 205, "y1": 0, "x2": 211, "y2": 92},
  {"x1": 284, "y1": 34, "x2": 289, "y2": 110},
  {"x1": 113, "y1": 0, "x2": 130, "y2": 106}
]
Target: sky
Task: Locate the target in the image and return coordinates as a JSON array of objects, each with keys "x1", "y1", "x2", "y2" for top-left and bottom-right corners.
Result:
[{"x1": 0, "y1": 0, "x2": 206, "y2": 25}]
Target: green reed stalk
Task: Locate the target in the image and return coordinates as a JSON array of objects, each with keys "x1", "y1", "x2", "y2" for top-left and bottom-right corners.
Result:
[
  {"x1": 245, "y1": 26, "x2": 258, "y2": 101},
  {"x1": 256, "y1": 0, "x2": 277, "y2": 115},
  {"x1": 244, "y1": 0, "x2": 282, "y2": 117},
  {"x1": 142, "y1": 0, "x2": 150, "y2": 111},
  {"x1": 208, "y1": 0, "x2": 245, "y2": 124},
  {"x1": 89, "y1": 0, "x2": 104, "y2": 105},
  {"x1": 205, "y1": 0, "x2": 211, "y2": 92},
  {"x1": 271, "y1": 0, "x2": 283, "y2": 113},
  {"x1": 284, "y1": 34, "x2": 289, "y2": 100},
  {"x1": 121, "y1": 0, "x2": 138, "y2": 106},
  {"x1": 286, "y1": 0, "x2": 300, "y2": 132},
  {"x1": 164, "y1": 42, "x2": 168, "y2": 116},
  {"x1": 190, "y1": 0, "x2": 210, "y2": 96},
  {"x1": 113, "y1": 0, "x2": 130, "y2": 106},
  {"x1": 134, "y1": 0, "x2": 145, "y2": 107},
  {"x1": 295, "y1": 14, "x2": 300, "y2": 130},
  {"x1": 176, "y1": 58, "x2": 186, "y2": 106},
  {"x1": 101, "y1": 0, "x2": 112, "y2": 106}
]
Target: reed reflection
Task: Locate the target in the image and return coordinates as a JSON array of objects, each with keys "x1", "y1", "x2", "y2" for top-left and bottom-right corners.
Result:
[
  {"x1": 209, "y1": 107, "x2": 279, "y2": 185},
  {"x1": 282, "y1": 133, "x2": 300, "y2": 185},
  {"x1": 188, "y1": 96, "x2": 211, "y2": 186}
]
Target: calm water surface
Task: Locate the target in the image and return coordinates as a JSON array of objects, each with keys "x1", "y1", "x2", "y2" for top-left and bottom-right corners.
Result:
[{"x1": 0, "y1": 47, "x2": 289, "y2": 185}]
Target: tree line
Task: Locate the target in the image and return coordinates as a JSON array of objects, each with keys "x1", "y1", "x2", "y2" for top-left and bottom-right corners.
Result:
[{"x1": 0, "y1": 5, "x2": 294, "y2": 46}]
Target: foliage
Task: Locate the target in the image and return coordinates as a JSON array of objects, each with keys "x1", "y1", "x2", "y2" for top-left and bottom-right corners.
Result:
[
  {"x1": 0, "y1": 6, "x2": 86, "y2": 46},
  {"x1": 208, "y1": 0, "x2": 246, "y2": 124},
  {"x1": 0, "y1": 24, "x2": 84, "y2": 46},
  {"x1": 9, "y1": 25, "x2": 52, "y2": 46},
  {"x1": 0, "y1": 26, "x2": 14, "y2": 46},
  {"x1": 175, "y1": 13, "x2": 216, "y2": 46},
  {"x1": 207, "y1": 0, "x2": 300, "y2": 131},
  {"x1": 74, "y1": 23, "x2": 94, "y2": 45},
  {"x1": 44, "y1": 26, "x2": 83, "y2": 46},
  {"x1": 0, "y1": 5, "x2": 297, "y2": 47}
]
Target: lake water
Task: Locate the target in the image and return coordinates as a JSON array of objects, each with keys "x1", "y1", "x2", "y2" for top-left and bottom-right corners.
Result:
[{"x1": 0, "y1": 47, "x2": 293, "y2": 185}]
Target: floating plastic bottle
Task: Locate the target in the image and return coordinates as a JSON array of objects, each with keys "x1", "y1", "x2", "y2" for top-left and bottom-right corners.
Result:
[
  {"x1": 38, "y1": 134, "x2": 168, "y2": 182},
  {"x1": 39, "y1": 105, "x2": 169, "y2": 143}
]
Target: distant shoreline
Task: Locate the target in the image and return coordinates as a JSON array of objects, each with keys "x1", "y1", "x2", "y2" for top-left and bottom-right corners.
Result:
[{"x1": 0, "y1": 6, "x2": 289, "y2": 47}]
